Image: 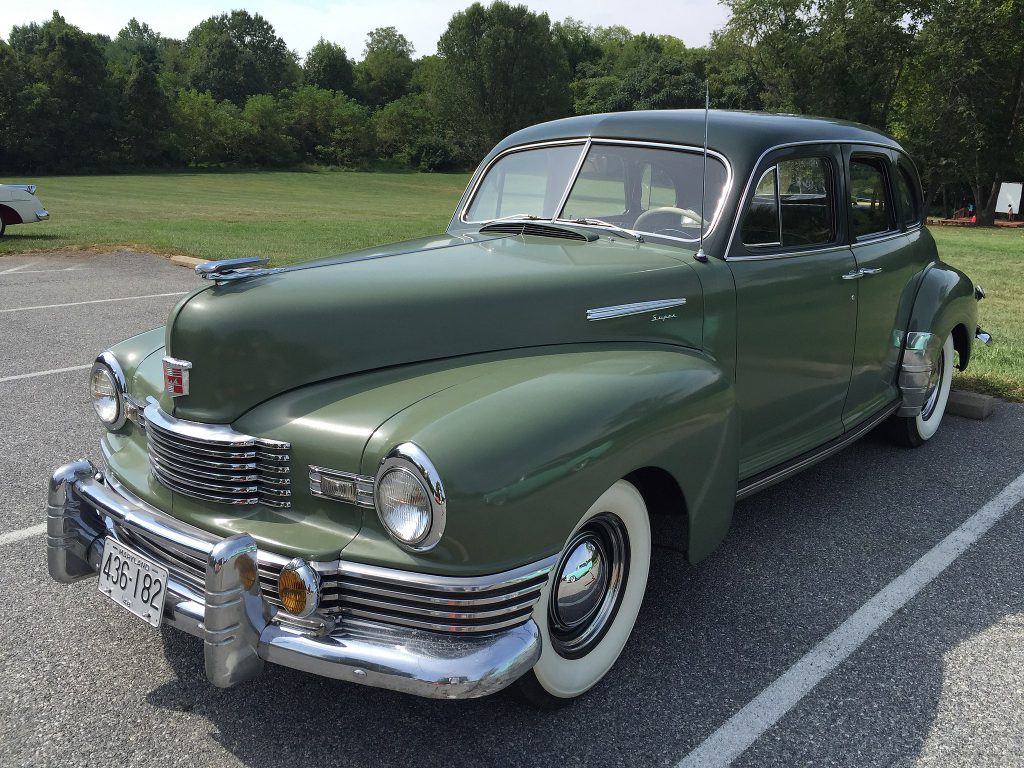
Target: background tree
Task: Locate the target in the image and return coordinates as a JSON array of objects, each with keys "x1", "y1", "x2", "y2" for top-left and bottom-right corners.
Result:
[
  {"x1": 893, "y1": 0, "x2": 1024, "y2": 224},
  {"x1": 354, "y1": 27, "x2": 415, "y2": 107},
  {"x1": 304, "y1": 39, "x2": 353, "y2": 94},
  {"x1": 9, "y1": 12, "x2": 116, "y2": 170},
  {"x1": 182, "y1": 11, "x2": 299, "y2": 105},
  {"x1": 437, "y1": 1, "x2": 571, "y2": 162}
]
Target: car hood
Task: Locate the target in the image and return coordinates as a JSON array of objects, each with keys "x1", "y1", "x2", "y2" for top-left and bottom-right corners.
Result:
[{"x1": 166, "y1": 233, "x2": 705, "y2": 423}]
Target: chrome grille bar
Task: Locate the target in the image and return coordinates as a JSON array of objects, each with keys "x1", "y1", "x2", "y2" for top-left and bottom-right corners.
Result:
[{"x1": 144, "y1": 403, "x2": 292, "y2": 508}]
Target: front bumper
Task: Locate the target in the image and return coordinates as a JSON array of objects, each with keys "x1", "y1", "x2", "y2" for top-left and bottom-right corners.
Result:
[{"x1": 46, "y1": 460, "x2": 543, "y2": 699}]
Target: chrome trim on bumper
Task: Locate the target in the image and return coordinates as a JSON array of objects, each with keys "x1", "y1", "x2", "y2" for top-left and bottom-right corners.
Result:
[
  {"x1": 45, "y1": 461, "x2": 543, "y2": 698},
  {"x1": 34, "y1": 209, "x2": 49, "y2": 221}
]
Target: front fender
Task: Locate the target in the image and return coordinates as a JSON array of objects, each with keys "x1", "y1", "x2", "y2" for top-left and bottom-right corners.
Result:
[{"x1": 349, "y1": 346, "x2": 738, "y2": 575}]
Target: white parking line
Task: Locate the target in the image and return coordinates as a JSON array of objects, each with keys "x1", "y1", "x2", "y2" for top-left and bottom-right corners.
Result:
[
  {"x1": 0, "y1": 267, "x2": 84, "y2": 275},
  {"x1": 0, "y1": 523, "x2": 47, "y2": 546},
  {"x1": 0, "y1": 291, "x2": 188, "y2": 313},
  {"x1": 0, "y1": 262, "x2": 36, "y2": 274},
  {"x1": 678, "y1": 468, "x2": 1024, "y2": 768},
  {"x1": 0, "y1": 364, "x2": 91, "y2": 383}
]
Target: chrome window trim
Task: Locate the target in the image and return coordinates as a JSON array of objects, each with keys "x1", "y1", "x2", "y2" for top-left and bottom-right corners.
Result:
[
  {"x1": 458, "y1": 138, "x2": 590, "y2": 225},
  {"x1": 849, "y1": 152, "x2": 899, "y2": 242},
  {"x1": 851, "y1": 230, "x2": 906, "y2": 248},
  {"x1": 552, "y1": 137, "x2": 594, "y2": 217},
  {"x1": 732, "y1": 152, "x2": 840, "y2": 259},
  {"x1": 457, "y1": 137, "x2": 735, "y2": 246},
  {"x1": 724, "y1": 138, "x2": 900, "y2": 261},
  {"x1": 726, "y1": 244, "x2": 850, "y2": 263},
  {"x1": 741, "y1": 165, "x2": 782, "y2": 248},
  {"x1": 587, "y1": 298, "x2": 687, "y2": 321}
]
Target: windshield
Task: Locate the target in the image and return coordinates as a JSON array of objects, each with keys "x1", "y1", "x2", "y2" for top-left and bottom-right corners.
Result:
[{"x1": 464, "y1": 141, "x2": 729, "y2": 242}]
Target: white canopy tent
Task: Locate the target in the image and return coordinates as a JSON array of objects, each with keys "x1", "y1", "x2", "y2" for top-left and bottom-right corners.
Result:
[{"x1": 996, "y1": 182, "x2": 1022, "y2": 215}]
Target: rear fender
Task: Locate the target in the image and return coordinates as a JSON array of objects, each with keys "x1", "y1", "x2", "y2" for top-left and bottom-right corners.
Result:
[{"x1": 898, "y1": 263, "x2": 977, "y2": 415}]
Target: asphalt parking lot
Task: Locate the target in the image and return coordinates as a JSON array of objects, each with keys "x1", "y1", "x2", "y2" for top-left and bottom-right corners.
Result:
[{"x1": 1, "y1": 250, "x2": 1022, "y2": 768}]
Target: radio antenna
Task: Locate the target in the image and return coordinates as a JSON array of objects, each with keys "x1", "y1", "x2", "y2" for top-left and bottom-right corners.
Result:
[{"x1": 694, "y1": 81, "x2": 710, "y2": 263}]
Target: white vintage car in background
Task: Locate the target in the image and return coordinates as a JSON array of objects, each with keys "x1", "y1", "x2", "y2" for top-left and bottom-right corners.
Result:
[{"x1": 0, "y1": 184, "x2": 49, "y2": 236}]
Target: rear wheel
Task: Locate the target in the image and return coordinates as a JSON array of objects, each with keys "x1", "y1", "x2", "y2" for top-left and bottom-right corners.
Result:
[
  {"x1": 888, "y1": 333, "x2": 954, "y2": 447},
  {"x1": 515, "y1": 479, "x2": 651, "y2": 708},
  {"x1": 0, "y1": 219, "x2": 6, "y2": 237}
]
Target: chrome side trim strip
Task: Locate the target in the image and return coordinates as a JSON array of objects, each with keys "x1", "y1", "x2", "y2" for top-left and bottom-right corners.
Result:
[
  {"x1": 736, "y1": 401, "x2": 900, "y2": 500},
  {"x1": 587, "y1": 298, "x2": 687, "y2": 321}
]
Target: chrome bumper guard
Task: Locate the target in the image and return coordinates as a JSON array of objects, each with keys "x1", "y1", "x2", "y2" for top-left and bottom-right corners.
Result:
[
  {"x1": 896, "y1": 331, "x2": 942, "y2": 417},
  {"x1": 46, "y1": 460, "x2": 542, "y2": 699}
]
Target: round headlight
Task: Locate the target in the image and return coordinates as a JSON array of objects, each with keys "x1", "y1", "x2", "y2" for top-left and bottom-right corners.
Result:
[
  {"x1": 375, "y1": 443, "x2": 446, "y2": 551},
  {"x1": 377, "y1": 468, "x2": 432, "y2": 544},
  {"x1": 89, "y1": 356, "x2": 126, "y2": 429}
]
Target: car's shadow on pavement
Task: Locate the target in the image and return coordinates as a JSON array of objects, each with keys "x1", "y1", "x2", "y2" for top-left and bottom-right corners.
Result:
[{"x1": 145, "y1": 408, "x2": 1024, "y2": 768}]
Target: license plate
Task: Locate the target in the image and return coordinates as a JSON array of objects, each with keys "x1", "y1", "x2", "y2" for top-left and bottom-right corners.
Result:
[{"x1": 97, "y1": 538, "x2": 168, "y2": 628}]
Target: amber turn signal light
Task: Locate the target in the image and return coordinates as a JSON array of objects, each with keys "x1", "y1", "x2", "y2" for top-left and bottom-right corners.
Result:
[{"x1": 277, "y1": 559, "x2": 320, "y2": 617}]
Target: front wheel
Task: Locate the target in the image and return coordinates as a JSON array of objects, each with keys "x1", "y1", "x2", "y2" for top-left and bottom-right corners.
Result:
[
  {"x1": 888, "y1": 333, "x2": 955, "y2": 447},
  {"x1": 515, "y1": 479, "x2": 651, "y2": 708},
  {"x1": 0, "y1": 219, "x2": 6, "y2": 237}
]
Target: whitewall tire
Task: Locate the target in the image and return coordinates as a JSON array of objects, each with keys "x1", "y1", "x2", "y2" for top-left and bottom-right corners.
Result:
[{"x1": 516, "y1": 479, "x2": 651, "y2": 707}]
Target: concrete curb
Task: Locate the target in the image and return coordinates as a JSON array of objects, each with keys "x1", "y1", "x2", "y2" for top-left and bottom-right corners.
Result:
[
  {"x1": 168, "y1": 255, "x2": 204, "y2": 269},
  {"x1": 947, "y1": 390, "x2": 996, "y2": 420}
]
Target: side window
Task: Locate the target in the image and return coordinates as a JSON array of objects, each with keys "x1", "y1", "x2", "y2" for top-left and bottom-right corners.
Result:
[
  {"x1": 741, "y1": 157, "x2": 835, "y2": 248},
  {"x1": 849, "y1": 156, "x2": 895, "y2": 239},
  {"x1": 741, "y1": 167, "x2": 780, "y2": 246},
  {"x1": 894, "y1": 164, "x2": 921, "y2": 228},
  {"x1": 778, "y1": 158, "x2": 835, "y2": 247}
]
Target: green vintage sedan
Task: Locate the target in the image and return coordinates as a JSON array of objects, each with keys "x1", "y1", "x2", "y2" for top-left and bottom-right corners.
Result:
[{"x1": 47, "y1": 111, "x2": 986, "y2": 707}]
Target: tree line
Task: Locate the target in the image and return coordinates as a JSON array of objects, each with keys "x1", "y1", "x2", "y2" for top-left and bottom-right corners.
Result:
[{"x1": 1, "y1": 1, "x2": 1021, "y2": 224}]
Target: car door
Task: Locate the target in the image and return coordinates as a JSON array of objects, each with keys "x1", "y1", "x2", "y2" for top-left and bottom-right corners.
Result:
[
  {"x1": 728, "y1": 145, "x2": 858, "y2": 479},
  {"x1": 841, "y1": 147, "x2": 925, "y2": 428}
]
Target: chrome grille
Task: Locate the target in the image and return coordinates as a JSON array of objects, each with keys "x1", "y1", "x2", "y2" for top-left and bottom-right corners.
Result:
[
  {"x1": 258, "y1": 557, "x2": 556, "y2": 634},
  {"x1": 143, "y1": 403, "x2": 291, "y2": 508}
]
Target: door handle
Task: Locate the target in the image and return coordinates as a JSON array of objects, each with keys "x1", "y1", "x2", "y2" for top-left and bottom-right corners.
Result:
[{"x1": 842, "y1": 267, "x2": 882, "y2": 280}]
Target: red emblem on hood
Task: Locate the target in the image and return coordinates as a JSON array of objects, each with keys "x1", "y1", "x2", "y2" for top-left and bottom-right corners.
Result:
[{"x1": 162, "y1": 356, "x2": 192, "y2": 397}]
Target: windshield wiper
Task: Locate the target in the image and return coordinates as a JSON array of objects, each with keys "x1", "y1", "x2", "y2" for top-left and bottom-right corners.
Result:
[
  {"x1": 562, "y1": 217, "x2": 644, "y2": 243},
  {"x1": 481, "y1": 213, "x2": 542, "y2": 225}
]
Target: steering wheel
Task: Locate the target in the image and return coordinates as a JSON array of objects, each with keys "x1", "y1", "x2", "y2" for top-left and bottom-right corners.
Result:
[{"x1": 633, "y1": 206, "x2": 707, "y2": 233}]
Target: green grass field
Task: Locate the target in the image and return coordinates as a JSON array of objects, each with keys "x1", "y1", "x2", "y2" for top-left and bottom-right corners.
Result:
[
  {"x1": 1, "y1": 172, "x2": 1019, "y2": 400},
  {"x1": 0, "y1": 170, "x2": 470, "y2": 264},
  {"x1": 931, "y1": 227, "x2": 1024, "y2": 401}
]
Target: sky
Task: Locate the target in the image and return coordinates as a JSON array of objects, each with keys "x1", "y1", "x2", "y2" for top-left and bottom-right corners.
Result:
[{"x1": 2, "y1": 0, "x2": 731, "y2": 60}]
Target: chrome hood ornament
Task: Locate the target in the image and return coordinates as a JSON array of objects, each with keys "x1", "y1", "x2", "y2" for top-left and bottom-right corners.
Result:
[{"x1": 195, "y1": 256, "x2": 281, "y2": 283}]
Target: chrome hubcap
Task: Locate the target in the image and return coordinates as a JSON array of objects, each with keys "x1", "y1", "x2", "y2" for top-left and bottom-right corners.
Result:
[
  {"x1": 548, "y1": 513, "x2": 629, "y2": 659},
  {"x1": 922, "y1": 349, "x2": 945, "y2": 420}
]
